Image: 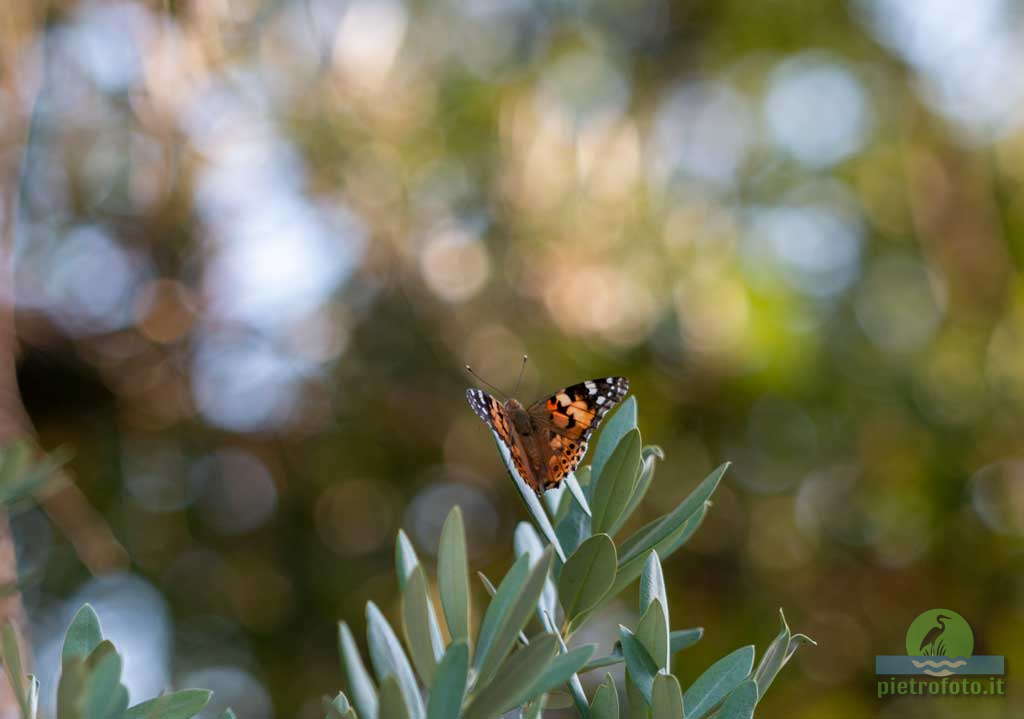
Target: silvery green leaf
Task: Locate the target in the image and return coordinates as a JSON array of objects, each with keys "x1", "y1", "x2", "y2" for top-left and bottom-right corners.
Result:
[
  {"x1": 473, "y1": 553, "x2": 530, "y2": 676},
  {"x1": 218, "y1": 710, "x2": 238, "y2": 719},
  {"x1": 532, "y1": 644, "x2": 594, "y2": 697},
  {"x1": 589, "y1": 396, "x2": 637, "y2": 498},
  {"x1": 377, "y1": 676, "x2": 410, "y2": 719},
  {"x1": 559, "y1": 534, "x2": 617, "y2": 623},
  {"x1": 62, "y1": 605, "x2": 103, "y2": 668},
  {"x1": 619, "y1": 625, "x2": 659, "y2": 705},
  {"x1": 437, "y1": 507, "x2": 471, "y2": 647},
  {"x1": 669, "y1": 628, "x2": 703, "y2": 655},
  {"x1": 513, "y1": 522, "x2": 557, "y2": 619},
  {"x1": 682, "y1": 646, "x2": 754, "y2": 719},
  {"x1": 611, "y1": 446, "x2": 664, "y2": 536},
  {"x1": 83, "y1": 641, "x2": 127, "y2": 719},
  {"x1": 575, "y1": 505, "x2": 706, "y2": 629},
  {"x1": 366, "y1": 602, "x2": 425, "y2": 719},
  {"x1": 122, "y1": 690, "x2": 212, "y2": 719},
  {"x1": 540, "y1": 612, "x2": 590, "y2": 718},
  {"x1": 714, "y1": 680, "x2": 757, "y2": 719},
  {"x1": 395, "y1": 530, "x2": 419, "y2": 591},
  {"x1": 401, "y1": 567, "x2": 443, "y2": 685},
  {"x1": 425, "y1": 641, "x2": 468, "y2": 719},
  {"x1": 564, "y1": 473, "x2": 592, "y2": 517},
  {"x1": 589, "y1": 673, "x2": 619, "y2": 719},
  {"x1": 639, "y1": 552, "x2": 667, "y2": 623},
  {"x1": 324, "y1": 693, "x2": 356, "y2": 719},
  {"x1": 477, "y1": 572, "x2": 527, "y2": 647},
  {"x1": 475, "y1": 548, "x2": 554, "y2": 686},
  {"x1": 651, "y1": 673, "x2": 684, "y2": 719},
  {"x1": 590, "y1": 430, "x2": 641, "y2": 536},
  {"x1": 619, "y1": 463, "x2": 729, "y2": 567},
  {"x1": 752, "y1": 608, "x2": 789, "y2": 699},
  {"x1": 463, "y1": 635, "x2": 559, "y2": 719},
  {"x1": 338, "y1": 622, "x2": 379, "y2": 719},
  {"x1": 635, "y1": 599, "x2": 669, "y2": 671}
]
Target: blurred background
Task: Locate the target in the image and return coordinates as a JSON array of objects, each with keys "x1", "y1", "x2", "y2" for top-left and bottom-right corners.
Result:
[{"x1": 2, "y1": 0, "x2": 1024, "y2": 717}]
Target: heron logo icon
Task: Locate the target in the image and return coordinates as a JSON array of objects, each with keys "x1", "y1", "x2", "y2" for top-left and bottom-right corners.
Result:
[
  {"x1": 904, "y1": 609, "x2": 973, "y2": 676},
  {"x1": 875, "y1": 608, "x2": 1006, "y2": 697}
]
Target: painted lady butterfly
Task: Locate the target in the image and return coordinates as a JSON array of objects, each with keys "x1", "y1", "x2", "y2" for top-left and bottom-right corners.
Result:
[{"x1": 467, "y1": 377, "x2": 629, "y2": 495}]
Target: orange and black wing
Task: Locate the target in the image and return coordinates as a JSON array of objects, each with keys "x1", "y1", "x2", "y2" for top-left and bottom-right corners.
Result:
[
  {"x1": 466, "y1": 389, "x2": 534, "y2": 489},
  {"x1": 527, "y1": 377, "x2": 629, "y2": 490}
]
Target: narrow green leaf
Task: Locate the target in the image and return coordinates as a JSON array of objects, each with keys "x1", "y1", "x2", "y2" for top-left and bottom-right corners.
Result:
[
  {"x1": 589, "y1": 396, "x2": 637, "y2": 497},
  {"x1": 401, "y1": 567, "x2": 442, "y2": 685},
  {"x1": 62, "y1": 605, "x2": 103, "y2": 668},
  {"x1": 218, "y1": 710, "x2": 238, "y2": 719},
  {"x1": 425, "y1": 641, "x2": 468, "y2": 719},
  {"x1": 339, "y1": 622, "x2": 379, "y2": 719},
  {"x1": 612, "y1": 503, "x2": 708, "y2": 598},
  {"x1": 122, "y1": 690, "x2": 212, "y2": 719},
  {"x1": 324, "y1": 693, "x2": 356, "y2": 719},
  {"x1": 784, "y1": 633, "x2": 817, "y2": 664},
  {"x1": 651, "y1": 673, "x2": 684, "y2": 719},
  {"x1": 573, "y1": 505, "x2": 707, "y2": 631},
  {"x1": 27, "y1": 675, "x2": 39, "y2": 719},
  {"x1": 669, "y1": 628, "x2": 703, "y2": 655},
  {"x1": 590, "y1": 430, "x2": 641, "y2": 535},
  {"x1": 2, "y1": 623, "x2": 30, "y2": 719},
  {"x1": 619, "y1": 463, "x2": 730, "y2": 566},
  {"x1": 589, "y1": 673, "x2": 619, "y2": 719},
  {"x1": 611, "y1": 446, "x2": 664, "y2": 536},
  {"x1": 463, "y1": 635, "x2": 559, "y2": 719},
  {"x1": 580, "y1": 646, "x2": 623, "y2": 673},
  {"x1": 476, "y1": 571, "x2": 526, "y2": 646},
  {"x1": 682, "y1": 646, "x2": 754, "y2": 719},
  {"x1": 473, "y1": 553, "x2": 530, "y2": 674},
  {"x1": 554, "y1": 483, "x2": 593, "y2": 560},
  {"x1": 395, "y1": 530, "x2": 419, "y2": 590},
  {"x1": 513, "y1": 522, "x2": 557, "y2": 618},
  {"x1": 564, "y1": 473, "x2": 592, "y2": 517},
  {"x1": 558, "y1": 534, "x2": 617, "y2": 622},
  {"x1": 377, "y1": 676, "x2": 410, "y2": 719},
  {"x1": 752, "y1": 608, "x2": 790, "y2": 699},
  {"x1": 57, "y1": 659, "x2": 87, "y2": 719},
  {"x1": 540, "y1": 611, "x2": 590, "y2": 719},
  {"x1": 619, "y1": 626, "x2": 659, "y2": 705},
  {"x1": 366, "y1": 602, "x2": 425, "y2": 719},
  {"x1": 639, "y1": 552, "x2": 667, "y2": 618},
  {"x1": 626, "y1": 671, "x2": 651, "y2": 719},
  {"x1": 635, "y1": 599, "x2": 669, "y2": 671},
  {"x1": 437, "y1": 507, "x2": 471, "y2": 647},
  {"x1": 532, "y1": 644, "x2": 595, "y2": 696},
  {"x1": 84, "y1": 641, "x2": 126, "y2": 719},
  {"x1": 476, "y1": 548, "x2": 554, "y2": 686},
  {"x1": 581, "y1": 628, "x2": 704, "y2": 675},
  {"x1": 715, "y1": 680, "x2": 757, "y2": 719}
]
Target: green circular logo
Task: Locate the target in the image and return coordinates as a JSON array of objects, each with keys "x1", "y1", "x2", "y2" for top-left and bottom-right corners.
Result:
[{"x1": 905, "y1": 609, "x2": 973, "y2": 658}]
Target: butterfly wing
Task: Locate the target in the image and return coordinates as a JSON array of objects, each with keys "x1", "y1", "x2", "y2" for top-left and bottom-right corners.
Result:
[
  {"x1": 466, "y1": 388, "x2": 536, "y2": 491},
  {"x1": 527, "y1": 377, "x2": 629, "y2": 490}
]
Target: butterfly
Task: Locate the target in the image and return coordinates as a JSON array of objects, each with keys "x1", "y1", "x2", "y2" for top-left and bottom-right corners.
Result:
[{"x1": 466, "y1": 376, "x2": 629, "y2": 495}]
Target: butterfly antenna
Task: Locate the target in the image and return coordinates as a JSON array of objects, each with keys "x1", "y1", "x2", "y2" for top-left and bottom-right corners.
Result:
[
  {"x1": 513, "y1": 354, "x2": 528, "y2": 396},
  {"x1": 464, "y1": 364, "x2": 508, "y2": 399}
]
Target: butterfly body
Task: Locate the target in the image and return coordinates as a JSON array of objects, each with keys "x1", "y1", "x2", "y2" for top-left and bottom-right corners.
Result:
[{"x1": 467, "y1": 377, "x2": 629, "y2": 495}]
